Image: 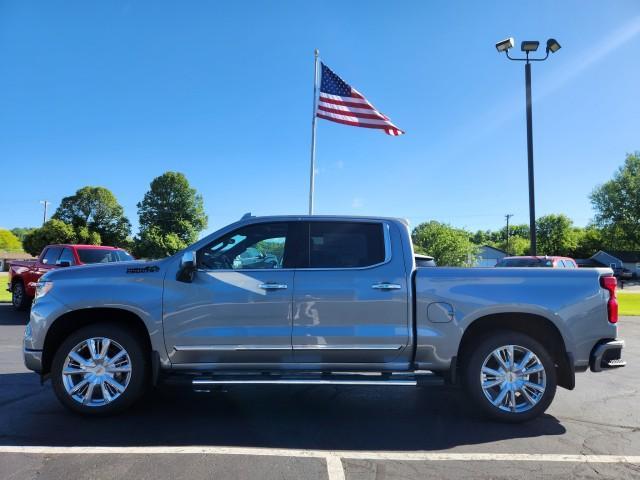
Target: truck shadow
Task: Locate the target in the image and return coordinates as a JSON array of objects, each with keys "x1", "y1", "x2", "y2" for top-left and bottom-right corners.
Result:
[
  {"x1": 0, "y1": 372, "x2": 565, "y2": 451},
  {"x1": 0, "y1": 305, "x2": 29, "y2": 326}
]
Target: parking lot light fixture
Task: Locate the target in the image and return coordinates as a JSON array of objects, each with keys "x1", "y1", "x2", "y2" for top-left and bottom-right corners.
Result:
[
  {"x1": 546, "y1": 38, "x2": 561, "y2": 53},
  {"x1": 521, "y1": 41, "x2": 540, "y2": 52},
  {"x1": 495, "y1": 37, "x2": 514, "y2": 52}
]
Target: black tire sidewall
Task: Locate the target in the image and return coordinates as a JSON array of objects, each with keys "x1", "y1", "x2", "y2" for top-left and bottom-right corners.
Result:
[
  {"x1": 464, "y1": 330, "x2": 557, "y2": 423},
  {"x1": 12, "y1": 281, "x2": 29, "y2": 310},
  {"x1": 51, "y1": 323, "x2": 148, "y2": 416}
]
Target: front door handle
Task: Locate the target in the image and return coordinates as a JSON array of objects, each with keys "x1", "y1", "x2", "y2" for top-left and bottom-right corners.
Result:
[
  {"x1": 371, "y1": 282, "x2": 402, "y2": 290},
  {"x1": 259, "y1": 283, "x2": 288, "y2": 290}
]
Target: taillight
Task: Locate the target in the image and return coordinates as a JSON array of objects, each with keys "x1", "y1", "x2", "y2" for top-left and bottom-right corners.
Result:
[{"x1": 600, "y1": 276, "x2": 618, "y2": 324}]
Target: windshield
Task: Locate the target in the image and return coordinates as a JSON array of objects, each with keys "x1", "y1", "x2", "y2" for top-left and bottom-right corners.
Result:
[
  {"x1": 77, "y1": 249, "x2": 133, "y2": 264},
  {"x1": 495, "y1": 258, "x2": 553, "y2": 267}
]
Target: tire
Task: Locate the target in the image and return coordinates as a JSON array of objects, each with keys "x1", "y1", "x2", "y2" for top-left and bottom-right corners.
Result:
[
  {"x1": 11, "y1": 281, "x2": 30, "y2": 311},
  {"x1": 51, "y1": 323, "x2": 149, "y2": 416},
  {"x1": 464, "y1": 330, "x2": 557, "y2": 423}
]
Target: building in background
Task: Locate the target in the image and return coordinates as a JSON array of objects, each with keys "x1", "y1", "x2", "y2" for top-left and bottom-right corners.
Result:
[
  {"x1": 473, "y1": 245, "x2": 508, "y2": 267},
  {"x1": 591, "y1": 250, "x2": 640, "y2": 278}
]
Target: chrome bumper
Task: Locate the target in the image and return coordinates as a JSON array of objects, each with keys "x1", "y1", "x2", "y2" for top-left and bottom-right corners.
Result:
[{"x1": 590, "y1": 339, "x2": 626, "y2": 372}]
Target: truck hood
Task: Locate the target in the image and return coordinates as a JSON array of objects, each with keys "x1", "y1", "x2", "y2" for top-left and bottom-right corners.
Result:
[{"x1": 41, "y1": 259, "x2": 167, "y2": 282}]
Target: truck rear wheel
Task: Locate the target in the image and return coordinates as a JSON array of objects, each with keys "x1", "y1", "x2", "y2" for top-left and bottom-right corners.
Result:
[
  {"x1": 464, "y1": 331, "x2": 557, "y2": 423},
  {"x1": 11, "y1": 281, "x2": 30, "y2": 310},
  {"x1": 51, "y1": 323, "x2": 149, "y2": 416}
]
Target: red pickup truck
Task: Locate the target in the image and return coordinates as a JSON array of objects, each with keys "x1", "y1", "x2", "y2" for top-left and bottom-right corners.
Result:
[{"x1": 7, "y1": 244, "x2": 133, "y2": 310}]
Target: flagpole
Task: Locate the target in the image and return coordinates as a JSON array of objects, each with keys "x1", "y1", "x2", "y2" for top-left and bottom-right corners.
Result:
[{"x1": 308, "y1": 48, "x2": 319, "y2": 215}]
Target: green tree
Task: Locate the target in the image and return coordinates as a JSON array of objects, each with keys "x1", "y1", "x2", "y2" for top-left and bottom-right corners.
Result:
[
  {"x1": 135, "y1": 172, "x2": 208, "y2": 258},
  {"x1": 590, "y1": 152, "x2": 640, "y2": 250},
  {"x1": 22, "y1": 220, "x2": 77, "y2": 256},
  {"x1": 570, "y1": 226, "x2": 603, "y2": 258},
  {"x1": 10, "y1": 227, "x2": 36, "y2": 242},
  {"x1": 412, "y1": 221, "x2": 477, "y2": 266},
  {"x1": 76, "y1": 226, "x2": 102, "y2": 245},
  {"x1": 53, "y1": 186, "x2": 131, "y2": 246},
  {"x1": 536, "y1": 214, "x2": 577, "y2": 256},
  {"x1": 504, "y1": 236, "x2": 530, "y2": 256},
  {"x1": 471, "y1": 224, "x2": 530, "y2": 256},
  {"x1": 0, "y1": 229, "x2": 23, "y2": 252}
]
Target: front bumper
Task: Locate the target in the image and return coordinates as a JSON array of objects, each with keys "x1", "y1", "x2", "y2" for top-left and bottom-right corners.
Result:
[
  {"x1": 590, "y1": 339, "x2": 626, "y2": 372},
  {"x1": 23, "y1": 348, "x2": 43, "y2": 373}
]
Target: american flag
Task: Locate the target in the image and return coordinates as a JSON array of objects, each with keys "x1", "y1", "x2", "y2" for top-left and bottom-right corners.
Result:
[{"x1": 316, "y1": 63, "x2": 404, "y2": 136}]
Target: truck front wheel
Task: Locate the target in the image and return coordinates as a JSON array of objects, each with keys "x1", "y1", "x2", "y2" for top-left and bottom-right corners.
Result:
[
  {"x1": 464, "y1": 331, "x2": 557, "y2": 423},
  {"x1": 51, "y1": 323, "x2": 149, "y2": 416},
  {"x1": 12, "y1": 281, "x2": 30, "y2": 310}
]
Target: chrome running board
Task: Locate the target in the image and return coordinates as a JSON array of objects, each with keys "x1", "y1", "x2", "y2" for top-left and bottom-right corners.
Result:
[{"x1": 192, "y1": 372, "x2": 443, "y2": 388}]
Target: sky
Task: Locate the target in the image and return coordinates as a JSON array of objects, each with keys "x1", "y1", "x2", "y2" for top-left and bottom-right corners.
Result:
[{"x1": 1, "y1": 1, "x2": 639, "y2": 238}]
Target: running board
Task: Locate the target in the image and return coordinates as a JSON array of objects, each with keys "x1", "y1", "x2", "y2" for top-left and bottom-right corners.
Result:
[{"x1": 192, "y1": 372, "x2": 443, "y2": 388}]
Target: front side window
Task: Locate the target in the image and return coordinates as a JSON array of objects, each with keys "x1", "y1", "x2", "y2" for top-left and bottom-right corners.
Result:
[
  {"x1": 41, "y1": 247, "x2": 62, "y2": 265},
  {"x1": 199, "y1": 222, "x2": 290, "y2": 270},
  {"x1": 309, "y1": 222, "x2": 385, "y2": 268},
  {"x1": 58, "y1": 248, "x2": 75, "y2": 265},
  {"x1": 117, "y1": 250, "x2": 134, "y2": 261}
]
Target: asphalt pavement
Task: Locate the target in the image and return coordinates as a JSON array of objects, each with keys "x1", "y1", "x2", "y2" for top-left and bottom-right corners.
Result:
[{"x1": 0, "y1": 304, "x2": 638, "y2": 479}]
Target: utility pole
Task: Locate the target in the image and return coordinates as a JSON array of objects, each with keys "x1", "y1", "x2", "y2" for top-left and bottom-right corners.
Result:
[
  {"x1": 505, "y1": 214, "x2": 514, "y2": 255},
  {"x1": 40, "y1": 200, "x2": 51, "y2": 226}
]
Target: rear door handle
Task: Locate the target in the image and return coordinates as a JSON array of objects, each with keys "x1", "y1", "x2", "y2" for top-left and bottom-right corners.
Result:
[
  {"x1": 259, "y1": 283, "x2": 288, "y2": 290},
  {"x1": 371, "y1": 282, "x2": 402, "y2": 290}
]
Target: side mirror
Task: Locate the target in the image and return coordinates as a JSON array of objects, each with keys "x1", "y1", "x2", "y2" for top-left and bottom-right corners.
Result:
[
  {"x1": 57, "y1": 261, "x2": 71, "y2": 268},
  {"x1": 177, "y1": 251, "x2": 197, "y2": 282}
]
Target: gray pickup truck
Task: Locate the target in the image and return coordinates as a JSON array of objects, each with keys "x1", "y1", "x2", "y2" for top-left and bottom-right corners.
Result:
[{"x1": 23, "y1": 215, "x2": 625, "y2": 421}]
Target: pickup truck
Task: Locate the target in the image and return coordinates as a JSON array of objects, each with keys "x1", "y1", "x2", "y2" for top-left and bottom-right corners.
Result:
[
  {"x1": 8, "y1": 244, "x2": 133, "y2": 310},
  {"x1": 23, "y1": 215, "x2": 625, "y2": 422}
]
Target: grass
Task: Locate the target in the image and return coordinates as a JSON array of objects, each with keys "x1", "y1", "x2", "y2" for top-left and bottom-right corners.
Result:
[
  {"x1": 0, "y1": 273, "x2": 10, "y2": 303},
  {"x1": 619, "y1": 291, "x2": 640, "y2": 316}
]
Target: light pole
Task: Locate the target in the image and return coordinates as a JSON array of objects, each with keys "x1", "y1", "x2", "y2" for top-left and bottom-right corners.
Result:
[
  {"x1": 40, "y1": 200, "x2": 51, "y2": 226},
  {"x1": 495, "y1": 37, "x2": 561, "y2": 256},
  {"x1": 505, "y1": 213, "x2": 513, "y2": 255}
]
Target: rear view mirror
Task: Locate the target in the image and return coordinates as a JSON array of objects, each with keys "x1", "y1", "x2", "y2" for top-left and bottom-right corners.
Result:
[{"x1": 177, "y1": 251, "x2": 197, "y2": 282}]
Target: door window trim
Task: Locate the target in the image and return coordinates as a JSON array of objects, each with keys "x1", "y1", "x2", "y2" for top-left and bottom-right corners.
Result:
[{"x1": 194, "y1": 220, "x2": 393, "y2": 273}]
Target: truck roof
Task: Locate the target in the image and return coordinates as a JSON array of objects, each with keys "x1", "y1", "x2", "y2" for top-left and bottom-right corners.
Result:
[
  {"x1": 236, "y1": 214, "x2": 410, "y2": 225},
  {"x1": 47, "y1": 244, "x2": 126, "y2": 250}
]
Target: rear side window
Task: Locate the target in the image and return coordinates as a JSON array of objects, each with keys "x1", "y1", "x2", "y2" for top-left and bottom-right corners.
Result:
[
  {"x1": 309, "y1": 222, "x2": 385, "y2": 268},
  {"x1": 77, "y1": 249, "x2": 121, "y2": 264},
  {"x1": 41, "y1": 247, "x2": 62, "y2": 265}
]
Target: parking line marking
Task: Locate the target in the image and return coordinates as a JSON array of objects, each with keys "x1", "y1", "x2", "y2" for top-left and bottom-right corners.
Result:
[
  {"x1": 325, "y1": 454, "x2": 346, "y2": 480},
  {"x1": 0, "y1": 446, "x2": 639, "y2": 465}
]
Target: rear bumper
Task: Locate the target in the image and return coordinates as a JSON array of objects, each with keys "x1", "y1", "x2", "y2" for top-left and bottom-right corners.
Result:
[{"x1": 590, "y1": 339, "x2": 626, "y2": 372}]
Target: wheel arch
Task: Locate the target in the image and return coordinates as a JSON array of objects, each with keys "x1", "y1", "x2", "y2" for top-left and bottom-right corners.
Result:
[
  {"x1": 41, "y1": 308, "x2": 153, "y2": 377},
  {"x1": 457, "y1": 312, "x2": 575, "y2": 390}
]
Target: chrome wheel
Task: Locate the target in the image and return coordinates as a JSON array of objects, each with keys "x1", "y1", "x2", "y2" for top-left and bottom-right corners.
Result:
[
  {"x1": 480, "y1": 344, "x2": 546, "y2": 413},
  {"x1": 62, "y1": 337, "x2": 132, "y2": 407}
]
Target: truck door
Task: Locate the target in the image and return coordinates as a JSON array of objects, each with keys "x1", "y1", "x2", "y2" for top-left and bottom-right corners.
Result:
[
  {"x1": 292, "y1": 221, "x2": 410, "y2": 365},
  {"x1": 163, "y1": 221, "x2": 304, "y2": 365}
]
